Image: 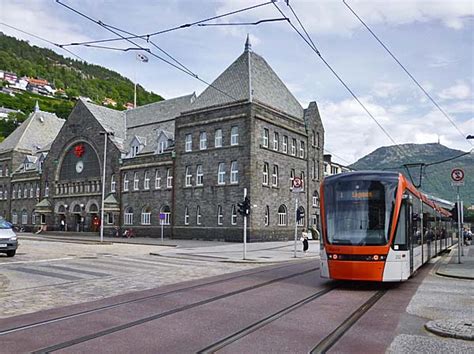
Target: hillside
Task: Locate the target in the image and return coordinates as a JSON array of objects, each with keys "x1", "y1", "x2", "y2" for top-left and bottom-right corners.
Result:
[
  {"x1": 350, "y1": 143, "x2": 473, "y2": 202},
  {"x1": 0, "y1": 32, "x2": 163, "y2": 126}
]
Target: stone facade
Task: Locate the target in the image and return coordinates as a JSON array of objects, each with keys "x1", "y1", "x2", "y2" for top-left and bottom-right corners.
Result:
[{"x1": 0, "y1": 40, "x2": 325, "y2": 241}]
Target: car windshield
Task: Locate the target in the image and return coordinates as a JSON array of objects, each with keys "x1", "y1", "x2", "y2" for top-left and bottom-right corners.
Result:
[
  {"x1": 324, "y1": 178, "x2": 397, "y2": 246},
  {"x1": 0, "y1": 220, "x2": 12, "y2": 229}
]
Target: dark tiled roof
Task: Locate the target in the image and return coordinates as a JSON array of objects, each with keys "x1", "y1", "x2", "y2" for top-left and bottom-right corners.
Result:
[
  {"x1": 0, "y1": 110, "x2": 64, "y2": 154},
  {"x1": 190, "y1": 50, "x2": 304, "y2": 119}
]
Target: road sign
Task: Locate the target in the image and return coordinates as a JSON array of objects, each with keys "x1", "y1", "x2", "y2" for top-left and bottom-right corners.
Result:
[
  {"x1": 451, "y1": 168, "x2": 465, "y2": 186},
  {"x1": 292, "y1": 176, "x2": 303, "y2": 193},
  {"x1": 159, "y1": 213, "x2": 166, "y2": 220}
]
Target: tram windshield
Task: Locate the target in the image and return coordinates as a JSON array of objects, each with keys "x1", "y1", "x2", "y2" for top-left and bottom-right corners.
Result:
[{"x1": 324, "y1": 178, "x2": 397, "y2": 246}]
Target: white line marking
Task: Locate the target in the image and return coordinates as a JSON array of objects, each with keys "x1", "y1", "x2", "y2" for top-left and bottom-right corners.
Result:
[{"x1": 0, "y1": 257, "x2": 74, "y2": 266}]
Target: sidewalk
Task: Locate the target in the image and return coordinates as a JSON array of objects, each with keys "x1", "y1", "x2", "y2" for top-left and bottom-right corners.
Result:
[
  {"x1": 18, "y1": 232, "x2": 320, "y2": 263},
  {"x1": 436, "y1": 244, "x2": 474, "y2": 280}
]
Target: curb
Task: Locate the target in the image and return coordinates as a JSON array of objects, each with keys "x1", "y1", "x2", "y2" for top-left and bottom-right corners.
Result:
[
  {"x1": 19, "y1": 235, "x2": 176, "y2": 247},
  {"x1": 425, "y1": 319, "x2": 474, "y2": 341},
  {"x1": 435, "y1": 245, "x2": 473, "y2": 280}
]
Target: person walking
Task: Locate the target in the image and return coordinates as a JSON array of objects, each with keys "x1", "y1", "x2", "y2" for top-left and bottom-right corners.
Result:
[{"x1": 302, "y1": 229, "x2": 309, "y2": 254}]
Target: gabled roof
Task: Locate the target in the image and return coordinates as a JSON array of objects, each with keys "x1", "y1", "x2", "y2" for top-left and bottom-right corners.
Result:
[
  {"x1": 0, "y1": 110, "x2": 65, "y2": 154},
  {"x1": 190, "y1": 41, "x2": 304, "y2": 119}
]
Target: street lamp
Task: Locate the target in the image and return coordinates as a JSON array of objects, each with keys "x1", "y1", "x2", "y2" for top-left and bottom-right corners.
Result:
[{"x1": 99, "y1": 130, "x2": 114, "y2": 242}]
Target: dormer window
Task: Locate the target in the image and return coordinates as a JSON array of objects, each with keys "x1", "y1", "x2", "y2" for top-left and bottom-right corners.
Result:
[
  {"x1": 159, "y1": 140, "x2": 167, "y2": 154},
  {"x1": 131, "y1": 145, "x2": 140, "y2": 158}
]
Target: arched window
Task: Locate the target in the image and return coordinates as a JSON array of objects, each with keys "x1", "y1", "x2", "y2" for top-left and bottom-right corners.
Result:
[
  {"x1": 184, "y1": 206, "x2": 189, "y2": 225},
  {"x1": 160, "y1": 205, "x2": 171, "y2": 225},
  {"x1": 144, "y1": 171, "x2": 150, "y2": 190},
  {"x1": 58, "y1": 205, "x2": 66, "y2": 214},
  {"x1": 312, "y1": 191, "x2": 320, "y2": 207},
  {"x1": 265, "y1": 205, "x2": 270, "y2": 226},
  {"x1": 21, "y1": 209, "x2": 28, "y2": 225},
  {"x1": 231, "y1": 205, "x2": 237, "y2": 225},
  {"x1": 196, "y1": 206, "x2": 201, "y2": 225},
  {"x1": 141, "y1": 206, "x2": 151, "y2": 225},
  {"x1": 297, "y1": 206, "x2": 305, "y2": 226},
  {"x1": 217, "y1": 205, "x2": 223, "y2": 225},
  {"x1": 278, "y1": 205, "x2": 287, "y2": 226},
  {"x1": 124, "y1": 207, "x2": 134, "y2": 225},
  {"x1": 12, "y1": 210, "x2": 18, "y2": 224}
]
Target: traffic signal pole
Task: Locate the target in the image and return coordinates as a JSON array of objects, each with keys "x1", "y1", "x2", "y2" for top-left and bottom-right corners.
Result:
[
  {"x1": 457, "y1": 188, "x2": 461, "y2": 264},
  {"x1": 294, "y1": 198, "x2": 298, "y2": 258},
  {"x1": 243, "y1": 188, "x2": 247, "y2": 260}
]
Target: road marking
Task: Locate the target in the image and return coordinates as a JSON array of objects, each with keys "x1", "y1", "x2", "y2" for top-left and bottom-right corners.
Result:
[
  {"x1": 12, "y1": 267, "x2": 83, "y2": 281},
  {"x1": 41, "y1": 265, "x2": 110, "y2": 277},
  {"x1": 0, "y1": 257, "x2": 74, "y2": 266}
]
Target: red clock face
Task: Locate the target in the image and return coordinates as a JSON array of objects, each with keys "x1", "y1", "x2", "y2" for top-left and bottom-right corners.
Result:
[{"x1": 74, "y1": 144, "x2": 85, "y2": 158}]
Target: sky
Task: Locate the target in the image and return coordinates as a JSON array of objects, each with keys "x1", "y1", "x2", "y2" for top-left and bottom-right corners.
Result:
[{"x1": 1, "y1": 0, "x2": 473, "y2": 165}]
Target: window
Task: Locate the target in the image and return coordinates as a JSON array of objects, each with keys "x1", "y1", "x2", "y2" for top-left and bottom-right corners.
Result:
[
  {"x1": 312, "y1": 160, "x2": 316, "y2": 180},
  {"x1": 263, "y1": 163, "x2": 269, "y2": 185},
  {"x1": 316, "y1": 132, "x2": 320, "y2": 147},
  {"x1": 262, "y1": 128, "x2": 269, "y2": 147},
  {"x1": 218, "y1": 163, "x2": 225, "y2": 185},
  {"x1": 123, "y1": 173, "x2": 129, "y2": 191},
  {"x1": 45, "y1": 182, "x2": 49, "y2": 197},
  {"x1": 185, "y1": 134, "x2": 192, "y2": 152},
  {"x1": 316, "y1": 160, "x2": 320, "y2": 180},
  {"x1": 131, "y1": 144, "x2": 139, "y2": 158},
  {"x1": 231, "y1": 205, "x2": 237, "y2": 225},
  {"x1": 5, "y1": 166, "x2": 8, "y2": 176},
  {"x1": 312, "y1": 191, "x2": 320, "y2": 207},
  {"x1": 300, "y1": 141, "x2": 305, "y2": 158},
  {"x1": 278, "y1": 205, "x2": 287, "y2": 226},
  {"x1": 265, "y1": 206, "x2": 269, "y2": 226},
  {"x1": 107, "y1": 213, "x2": 114, "y2": 225},
  {"x1": 215, "y1": 129, "x2": 223, "y2": 148},
  {"x1": 230, "y1": 161, "x2": 238, "y2": 184},
  {"x1": 141, "y1": 206, "x2": 151, "y2": 225},
  {"x1": 21, "y1": 209, "x2": 27, "y2": 226},
  {"x1": 12, "y1": 188, "x2": 16, "y2": 199},
  {"x1": 166, "y1": 169, "x2": 173, "y2": 188},
  {"x1": 30, "y1": 184, "x2": 34, "y2": 198},
  {"x1": 297, "y1": 206, "x2": 305, "y2": 226},
  {"x1": 184, "y1": 206, "x2": 189, "y2": 225},
  {"x1": 312, "y1": 130, "x2": 316, "y2": 146},
  {"x1": 272, "y1": 165, "x2": 278, "y2": 187},
  {"x1": 12, "y1": 211, "x2": 18, "y2": 224},
  {"x1": 124, "y1": 207, "x2": 134, "y2": 225},
  {"x1": 301, "y1": 171, "x2": 305, "y2": 190},
  {"x1": 196, "y1": 206, "x2": 201, "y2": 225},
  {"x1": 283, "y1": 135, "x2": 288, "y2": 153},
  {"x1": 200, "y1": 131, "x2": 207, "y2": 150},
  {"x1": 4, "y1": 189, "x2": 7, "y2": 200},
  {"x1": 291, "y1": 139, "x2": 297, "y2": 156},
  {"x1": 32, "y1": 212, "x2": 36, "y2": 225},
  {"x1": 161, "y1": 205, "x2": 171, "y2": 225},
  {"x1": 0, "y1": 168, "x2": 2, "y2": 177},
  {"x1": 217, "y1": 205, "x2": 223, "y2": 225},
  {"x1": 0, "y1": 187, "x2": 3, "y2": 199},
  {"x1": 159, "y1": 140, "x2": 167, "y2": 154},
  {"x1": 185, "y1": 166, "x2": 192, "y2": 187},
  {"x1": 133, "y1": 172, "x2": 139, "y2": 190},
  {"x1": 110, "y1": 175, "x2": 116, "y2": 192},
  {"x1": 155, "y1": 170, "x2": 161, "y2": 189},
  {"x1": 290, "y1": 169, "x2": 295, "y2": 188},
  {"x1": 24, "y1": 185, "x2": 28, "y2": 199},
  {"x1": 273, "y1": 132, "x2": 279, "y2": 151},
  {"x1": 196, "y1": 165, "x2": 203, "y2": 186},
  {"x1": 144, "y1": 171, "x2": 150, "y2": 190},
  {"x1": 36, "y1": 184, "x2": 40, "y2": 198},
  {"x1": 231, "y1": 126, "x2": 239, "y2": 146}
]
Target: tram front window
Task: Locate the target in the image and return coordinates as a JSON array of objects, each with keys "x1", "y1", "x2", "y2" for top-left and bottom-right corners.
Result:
[{"x1": 324, "y1": 179, "x2": 397, "y2": 246}]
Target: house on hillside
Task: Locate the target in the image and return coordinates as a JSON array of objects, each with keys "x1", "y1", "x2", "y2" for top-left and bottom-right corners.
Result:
[{"x1": 102, "y1": 98, "x2": 117, "y2": 107}]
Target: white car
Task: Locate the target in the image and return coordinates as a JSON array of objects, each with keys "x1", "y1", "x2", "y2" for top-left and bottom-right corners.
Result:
[{"x1": 0, "y1": 220, "x2": 18, "y2": 257}]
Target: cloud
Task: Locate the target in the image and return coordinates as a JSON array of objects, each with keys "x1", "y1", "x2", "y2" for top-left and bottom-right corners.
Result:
[{"x1": 438, "y1": 81, "x2": 472, "y2": 100}]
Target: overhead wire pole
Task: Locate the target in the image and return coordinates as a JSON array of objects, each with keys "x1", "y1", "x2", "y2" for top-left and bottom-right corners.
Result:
[
  {"x1": 59, "y1": 1, "x2": 275, "y2": 48},
  {"x1": 342, "y1": 0, "x2": 473, "y2": 147},
  {"x1": 55, "y1": 1, "x2": 239, "y2": 103},
  {"x1": 271, "y1": 2, "x2": 408, "y2": 159}
]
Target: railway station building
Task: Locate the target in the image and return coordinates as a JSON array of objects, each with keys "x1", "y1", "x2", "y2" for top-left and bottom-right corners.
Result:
[{"x1": 0, "y1": 38, "x2": 325, "y2": 241}]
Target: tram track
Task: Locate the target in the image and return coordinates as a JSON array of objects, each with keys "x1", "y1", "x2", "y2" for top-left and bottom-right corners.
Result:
[{"x1": 0, "y1": 262, "x2": 317, "y2": 337}]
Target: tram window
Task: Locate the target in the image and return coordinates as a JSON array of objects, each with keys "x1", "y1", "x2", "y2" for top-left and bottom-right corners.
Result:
[{"x1": 393, "y1": 204, "x2": 407, "y2": 250}]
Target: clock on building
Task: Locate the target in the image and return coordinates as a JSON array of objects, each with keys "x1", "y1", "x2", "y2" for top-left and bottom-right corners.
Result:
[{"x1": 76, "y1": 160, "x2": 84, "y2": 173}]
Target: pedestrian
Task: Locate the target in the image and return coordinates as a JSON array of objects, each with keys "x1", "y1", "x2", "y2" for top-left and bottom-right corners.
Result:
[
  {"x1": 301, "y1": 228, "x2": 309, "y2": 254},
  {"x1": 60, "y1": 218, "x2": 65, "y2": 231}
]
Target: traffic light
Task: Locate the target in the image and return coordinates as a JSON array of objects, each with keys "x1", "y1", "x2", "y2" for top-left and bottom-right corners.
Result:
[
  {"x1": 296, "y1": 208, "x2": 305, "y2": 222},
  {"x1": 451, "y1": 203, "x2": 459, "y2": 222},
  {"x1": 238, "y1": 197, "x2": 251, "y2": 216},
  {"x1": 237, "y1": 201, "x2": 245, "y2": 215}
]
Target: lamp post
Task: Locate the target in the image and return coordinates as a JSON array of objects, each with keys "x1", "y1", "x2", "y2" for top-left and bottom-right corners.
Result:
[{"x1": 99, "y1": 131, "x2": 114, "y2": 242}]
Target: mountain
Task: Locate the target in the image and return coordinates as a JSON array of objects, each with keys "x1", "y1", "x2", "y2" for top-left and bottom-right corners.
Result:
[
  {"x1": 0, "y1": 32, "x2": 163, "y2": 120},
  {"x1": 350, "y1": 143, "x2": 473, "y2": 203}
]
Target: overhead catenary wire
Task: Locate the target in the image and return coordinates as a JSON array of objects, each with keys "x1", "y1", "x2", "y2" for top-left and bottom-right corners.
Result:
[
  {"x1": 342, "y1": 0, "x2": 473, "y2": 147},
  {"x1": 271, "y1": 2, "x2": 408, "y2": 159},
  {"x1": 59, "y1": 0, "x2": 275, "y2": 48},
  {"x1": 0, "y1": 22, "x2": 85, "y2": 61},
  {"x1": 56, "y1": 0, "x2": 239, "y2": 102}
]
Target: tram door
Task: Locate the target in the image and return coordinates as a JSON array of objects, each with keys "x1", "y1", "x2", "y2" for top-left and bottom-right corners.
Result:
[{"x1": 406, "y1": 200, "x2": 414, "y2": 275}]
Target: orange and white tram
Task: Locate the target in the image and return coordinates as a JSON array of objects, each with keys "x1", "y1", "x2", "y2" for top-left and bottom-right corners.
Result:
[{"x1": 319, "y1": 171, "x2": 454, "y2": 282}]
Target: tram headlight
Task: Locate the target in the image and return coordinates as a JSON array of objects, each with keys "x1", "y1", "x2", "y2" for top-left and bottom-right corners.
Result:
[
  {"x1": 373, "y1": 255, "x2": 379, "y2": 261},
  {"x1": 333, "y1": 254, "x2": 338, "y2": 260}
]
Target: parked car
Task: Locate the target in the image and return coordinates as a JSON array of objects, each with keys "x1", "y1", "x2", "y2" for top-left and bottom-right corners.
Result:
[{"x1": 0, "y1": 220, "x2": 18, "y2": 257}]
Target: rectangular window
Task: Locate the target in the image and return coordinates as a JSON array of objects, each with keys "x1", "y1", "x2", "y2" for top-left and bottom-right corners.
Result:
[
  {"x1": 230, "y1": 161, "x2": 238, "y2": 184},
  {"x1": 111, "y1": 175, "x2": 116, "y2": 192},
  {"x1": 200, "y1": 131, "x2": 207, "y2": 150},
  {"x1": 36, "y1": 184, "x2": 40, "y2": 198},
  {"x1": 185, "y1": 134, "x2": 192, "y2": 152},
  {"x1": 231, "y1": 205, "x2": 237, "y2": 225},
  {"x1": 167, "y1": 169, "x2": 173, "y2": 188},
  {"x1": 159, "y1": 141, "x2": 167, "y2": 154},
  {"x1": 155, "y1": 170, "x2": 161, "y2": 189},
  {"x1": 22, "y1": 213, "x2": 28, "y2": 225},
  {"x1": 144, "y1": 172, "x2": 150, "y2": 190},
  {"x1": 0, "y1": 168, "x2": 3, "y2": 177},
  {"x1": 263, "y1": 163, "x2": 269, "y2": 185},
  {"x1": 283, "y1": 135, "x2": 288, "y2": 153},
  {"x1": 185, "y1": 166, "x2": 192, "y2": 187},
  {"x1": 262, "y1": 128, "x2": 269, "y2": 147},
  {"x1": 218, "y1": 163, "x2": 225, "y2": 185},
  {"x1": 124, "y1": 212, "x2": 133, "y2": 225},
  {"x1": 141, "y1": 211, "x2": 151, "y2": 225},
  {"x1": 45, "y1": 183, "x2": 49, "y2": 197},
  {"x1": 217, "y1": 206, "x2": 223, "y2": 226},
  {"x1": 312, "y1": 130, "x2": 316, "y2": 147},
  {"x1": 215, "y1": 129, "x2": 223, "y2": 148},
  {"x1": 273, "y1": 132, "x2": 279, "y2": 151},
  {"x1": 184, "y1": 207, "x2": 189, "y2": 225},
  {"x1": 196, "y1": 207, "x2": 201, "y2": 225},
  {"x1": 291, "y1": 139, "x2": 297, "y2": 156},
  {"x1": 272, "y1": 165, "x2": 278, "y2": 187},
  {"x1": 133, "y1": 172, "x2": 139, "y2": 190},
  {"x1": 123, "y1": 173, "x2": 129, "y2": 191},
  {"x1": 278, "y1": 211, "x2": 286, "y2": 226},
  {"x1": 107, "y1": 213, "x2": 114, "y2": 225},
  {"x1": 300, "y1": 141, "x2": 305, "y2": 158},
  {"x1": 231, "y1": 126, "x2": 239, "y2": 146},
  {"x1": 196, "y1": 165, "x2": 203, "y2": 186}
]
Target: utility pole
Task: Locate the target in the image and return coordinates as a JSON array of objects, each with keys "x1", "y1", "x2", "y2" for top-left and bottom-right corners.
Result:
[{"x1": 99, "y1": 131, "x2": 114, "y2": 243}]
